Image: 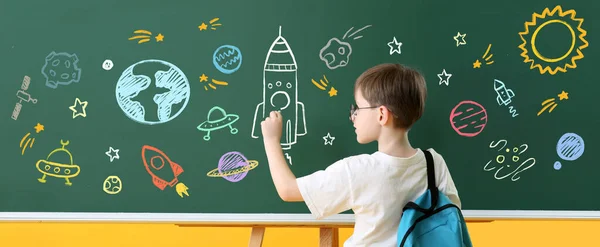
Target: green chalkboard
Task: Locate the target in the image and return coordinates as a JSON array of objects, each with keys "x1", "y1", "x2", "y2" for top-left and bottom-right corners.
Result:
[{"x1": 1, "y1": 0, "x2": 598, "y2": 219}]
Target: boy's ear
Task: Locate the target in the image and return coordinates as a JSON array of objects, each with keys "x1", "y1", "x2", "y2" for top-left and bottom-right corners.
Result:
[{"x1": 378, "y1": 106, "x2": 392, "y2": 125}]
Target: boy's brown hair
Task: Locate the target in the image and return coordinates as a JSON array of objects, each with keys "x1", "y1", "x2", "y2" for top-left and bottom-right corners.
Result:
[{"x1": 354, "y1": 63, "x2": 427, "y2": 129}]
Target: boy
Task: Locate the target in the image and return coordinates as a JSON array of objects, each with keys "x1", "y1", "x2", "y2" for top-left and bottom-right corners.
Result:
[{"x1": 260, "y1": 63, "x2": 461, "y2": 246}]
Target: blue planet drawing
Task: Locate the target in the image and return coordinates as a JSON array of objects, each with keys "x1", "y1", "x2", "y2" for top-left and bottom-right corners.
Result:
[
  {"x1": 554, "y1": 132, "x2": 585, "y2": 170},
  {"x1": 213, "y1": 45, "x2": 242, "y2": 74},
  {"x1": 115, "y1": 59, "x2": 190, "y2": 125}
]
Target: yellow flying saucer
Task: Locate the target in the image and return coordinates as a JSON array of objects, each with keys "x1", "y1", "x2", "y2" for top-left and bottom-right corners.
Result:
[
  {"x1": 206, "y1": 160, "x2": 259, "y2": 177},
  {"x1": 518, "y1": 5, "x2": 588, "y2": 75}
]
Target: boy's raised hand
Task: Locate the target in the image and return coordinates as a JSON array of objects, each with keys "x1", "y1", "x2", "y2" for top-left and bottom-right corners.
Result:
[{"x1": 261, "y1": 110, "x2": 282, "y2": 142}]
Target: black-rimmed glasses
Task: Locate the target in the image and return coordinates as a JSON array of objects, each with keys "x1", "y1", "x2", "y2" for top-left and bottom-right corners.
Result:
[{"x1": 350, "y1": 104, "x2": 378, "y2": 121}]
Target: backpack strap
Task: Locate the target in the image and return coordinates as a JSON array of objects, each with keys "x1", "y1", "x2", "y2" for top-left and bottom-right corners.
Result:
[
  {"x1": 402, "y1": 149, "x2": 439, "y2": 213},
  {"x1": 423, "y1": 149, "x2": 439, "y2": 211}
]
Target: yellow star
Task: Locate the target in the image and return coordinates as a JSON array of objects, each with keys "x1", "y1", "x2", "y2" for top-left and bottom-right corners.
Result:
[
  {"x1": 473, "y1": 59, "x2": 481, "y2": 68},
  {"x1": 558, "y1": 91, "x2": 569, "y2": 100},
  {"x1": 155, "y1": 33, "x2": 164, "y2": 42},
  {"x1": 328, "y1": 87, "x2": 338, "y2": 97},
  {"x1": 199, "y1": 74, "x2": 208, "y2": 82},
  {"x1": 34, "y1": 123, "x2": 44, "y2": 133},
  {"x1": 198, "y1": 23, "x2": 208, "y2": 31},
  {"x1": 69, "y1": 97, "x2": 88, "y2": 119}
]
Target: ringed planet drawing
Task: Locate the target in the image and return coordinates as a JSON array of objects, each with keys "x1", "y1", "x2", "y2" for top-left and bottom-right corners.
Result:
[{"x1": 207, "y1": 151, "x2": 259, "y2": 183}]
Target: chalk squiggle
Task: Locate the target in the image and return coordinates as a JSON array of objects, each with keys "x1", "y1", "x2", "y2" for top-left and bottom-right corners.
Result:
[
  {"x1": 508, "y1": 106, "x2": 519, "y2": 117},
  {"x1": 219, "y1": 54, "x2": 241, "y2": 68}
]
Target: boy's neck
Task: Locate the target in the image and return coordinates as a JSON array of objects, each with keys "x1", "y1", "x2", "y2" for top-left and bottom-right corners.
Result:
[{"x1": 377, "y1": 128, "x2": 417, "y2": 158}]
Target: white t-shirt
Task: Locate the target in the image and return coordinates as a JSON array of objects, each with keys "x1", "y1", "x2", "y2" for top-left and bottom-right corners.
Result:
[{"x1": 296, "y1": 148, "x2": 461, "y2": 247}]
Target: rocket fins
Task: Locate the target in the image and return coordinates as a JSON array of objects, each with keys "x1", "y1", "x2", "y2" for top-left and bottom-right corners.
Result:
[
  {"x1": 170, "y1": 161, "x2": 184, "y2": 177},
  {"x1": 251, "y1": 102, "x2": 264, "y2": 138},
  {"x1": 507, "y1": 89, "x2": 515, "y2": 98},
  {"x1": 152, "y1": 176, "x2": 168, "y2": 190},
  {"x1": 296, "y1": 101, "x2": 307, "y2": 136}
]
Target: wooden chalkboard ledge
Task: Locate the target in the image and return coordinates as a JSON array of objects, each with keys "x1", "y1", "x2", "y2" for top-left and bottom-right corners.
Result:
[{"x1": 5, "y1": 211, "x2": 600, "y2": 223}]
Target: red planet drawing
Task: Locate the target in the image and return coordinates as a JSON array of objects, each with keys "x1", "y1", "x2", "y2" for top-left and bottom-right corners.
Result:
[{"x1": 449, "y1": 100, "x2": 488, "y2": 137}]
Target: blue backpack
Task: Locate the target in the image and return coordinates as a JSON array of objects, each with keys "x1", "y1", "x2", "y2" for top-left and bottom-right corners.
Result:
[{"x1": 397, "y1": 150, "x2": 473, "y2": 247}]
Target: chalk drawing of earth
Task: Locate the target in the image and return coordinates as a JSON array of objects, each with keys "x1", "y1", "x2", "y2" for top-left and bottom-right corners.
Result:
[{"x1": 115, "y1": 59, "x2": 190, "y2": 125}]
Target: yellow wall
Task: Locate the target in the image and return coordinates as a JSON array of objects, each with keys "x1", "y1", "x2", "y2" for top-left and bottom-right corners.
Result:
[{"x1": 0, "y1": 220, "x2": 598, "y2": 246}]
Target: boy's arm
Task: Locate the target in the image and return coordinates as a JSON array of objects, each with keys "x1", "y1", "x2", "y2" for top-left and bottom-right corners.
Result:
[{"x1": 263, "y1": 138, "x2": 303, "y2": 202}]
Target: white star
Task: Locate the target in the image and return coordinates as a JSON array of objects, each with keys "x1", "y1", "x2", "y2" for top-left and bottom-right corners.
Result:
[
  {"x1": 323, "y1": 132, "x2": 335, "y2": 145},
  {"x1": 453, "y1": 32, "x2": 467, "y2": 46},
  {"x1": 106, "y1": 147, "x2": 120, "y2": 162},
  {"x1": 387, "y1": 37, "x2": 402, "y2": 55},
  {"x1": 437, "y1": 69, "x2": 452, "y2": 86}
]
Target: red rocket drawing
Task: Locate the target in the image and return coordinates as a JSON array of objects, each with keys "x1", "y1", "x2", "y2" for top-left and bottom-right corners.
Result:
[{"x1": 141, "y1": 145, "x2": 189, "y2": 197}]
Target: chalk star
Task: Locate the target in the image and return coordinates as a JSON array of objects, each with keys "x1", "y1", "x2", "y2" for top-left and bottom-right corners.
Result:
[
  {"x1": 198, "y1": 23, "x2": 208, "y2": 31},
  {"x1": 69, "y1": 97, "x2": 88, "y2": 119},
  {"x1": 323, "y1": 132, "x2": 335, "y2": 145},
  {"x1": 34, "y1": 123, "x2": 44, "y2": 133},
  {"x1": 387, "y1": 36, "x2": 402, "y2": 55},
  {"x1": 328, "y1": 87, "x2": 337, "y2": 97},
  {"x1": 199, "y1": 74, "x2": 208, "y2": 82},
  {"x1": 105, "y1": 147, "x2": 120, "y2": 162},
  {"x1": 437, "y1": 69, "x2": 452, "y2": 86},
  {"x1": 453, "y1": 32, "x2": 467, "y2": 46},
  {"x1": 155, "y1": 33, "x2": 164, "y2": 42},
  {"x1": 558, "y1": 91, "x2": 569, "y2": 100},
  {"x1": 473, "y1": 59, "x2": 481, "y2": 68}
]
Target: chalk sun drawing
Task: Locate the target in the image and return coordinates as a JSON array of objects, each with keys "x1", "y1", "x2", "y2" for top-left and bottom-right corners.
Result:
[{"x1": 518, "y1": 5, "x2": 588, "y2": 75}]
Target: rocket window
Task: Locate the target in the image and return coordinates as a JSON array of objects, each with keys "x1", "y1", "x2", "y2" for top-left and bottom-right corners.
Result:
[
  {"x1": 276, "y1": 81, "x2": 282, "y2": 87},
  {"x1": 268, "y1": 83, "x2": 273, "y2": 89},
  {"x1": 286, "y1": 82, "x2": 292, "y2": 88}
]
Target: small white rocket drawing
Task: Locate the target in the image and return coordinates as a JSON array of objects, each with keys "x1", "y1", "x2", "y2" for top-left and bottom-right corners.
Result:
[{"x1": 251, "y1": 26, "x2": 307, "y2": 150}]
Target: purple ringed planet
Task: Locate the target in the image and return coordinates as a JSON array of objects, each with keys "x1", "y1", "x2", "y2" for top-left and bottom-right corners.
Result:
[{"x1": 206, "y1": 160, "x2": 259, "y2": 177}]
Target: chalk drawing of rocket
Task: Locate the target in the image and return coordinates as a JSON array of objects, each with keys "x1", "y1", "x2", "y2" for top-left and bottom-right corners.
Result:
[
  {"x1": 494, "y1": 79, "x2": 515, "y2": 106},
  {"x1": 251, "y1": 26, "x2": 307, "y2": 150}
]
